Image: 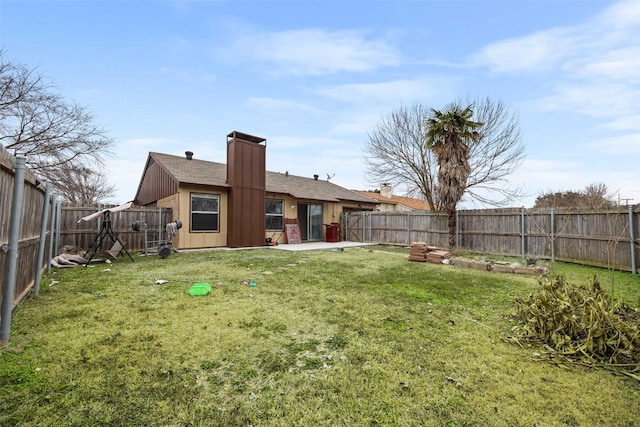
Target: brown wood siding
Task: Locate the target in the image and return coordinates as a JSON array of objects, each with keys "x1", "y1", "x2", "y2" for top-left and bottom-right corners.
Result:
[
  {"x1": 135, "y1": 162, "x2": 178, "y2": 206},
  {"x1": 226, "y1": 136, "x2": 266, "y2": 248}
]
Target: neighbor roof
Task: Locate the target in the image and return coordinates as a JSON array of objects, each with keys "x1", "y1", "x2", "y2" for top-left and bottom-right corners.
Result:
[
  {"x1": 146, "y1": 152, "x2": 376, "y2": 204},
  {"x1": 356, "y1": 191, "x2": 432, "y2": 211}
]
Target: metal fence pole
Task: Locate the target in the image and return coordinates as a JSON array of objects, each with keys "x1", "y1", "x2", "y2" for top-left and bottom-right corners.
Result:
[
  {"x1": 47, "y1": 194, "x2": 57, "y2": 274},
  {"x1": 158, "y1": 207, "x2": 162, "y2": 244},
  {"x1": 629, "y1": 206, "x2": 637, "y2": 275},
  {"x1": 54, "y1": 199, "x2": 62, "y2": 256},
  {"x1": 550, "y1": 208, "x2": 556, "y2": 262},
  {"x1": 34, "y1": 182, "x2": 52, "y2": 296},
  {"x1": 521, "y1": 208, "x2": 526, "y2": 261},
  {"x1": 455, "y1": 210, "x2": 460, "y2": 248},
  {"x1": 1, "y1": 155, "x2": 27, "y2": 343},
  {"x1": 407, "y1": 211, "x2": 411, "y2": 246}
]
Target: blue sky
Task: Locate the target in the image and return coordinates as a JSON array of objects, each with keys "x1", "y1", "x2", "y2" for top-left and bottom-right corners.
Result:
[{"x1": 1, "y1": 0, "x2": 638, "y2": 207}]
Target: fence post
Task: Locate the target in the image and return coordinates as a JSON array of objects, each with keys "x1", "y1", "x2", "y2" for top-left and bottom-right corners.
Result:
[
  {"x1": 54, "y1": 199, "x2": 62, "y2": 256},
  {"x1": 455, "y1": 210, "x2": 460, "y2": 248},
  {"x1": 521, "y1": 207, "x2": 526, "y2": 261},
  {"x1": 158, "y1": 207, "x2": 162, "y2": 244},
  {"x1": 1, "y1": 155, "x2": 27, "y2": 343},
  {"x1": 629, "y1": 206, "x2": 637, "y2": 275},
  {"x1": 550, "y1": 208, "x2": 555, "y2": 262},
  {"x1": 343, "y1": 212, "x2": 348, "y2": 242},
  {"x1": 34, "y1": 182, "x2": 52, "y2": 296},
  {"x1": 407, "y1": 211, "x2": 411, "y2": 246},
  {"x1": 46, "y1": 194, "x2": 57, "y2": 274}
]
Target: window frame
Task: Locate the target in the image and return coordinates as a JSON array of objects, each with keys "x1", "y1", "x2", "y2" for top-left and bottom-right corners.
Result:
[
  {"x1": 265, "y1": 198, "x2": 284, "y2": 231},
  {"x1": 190, "y1": 192, "x2": 220, "y2": 233}
]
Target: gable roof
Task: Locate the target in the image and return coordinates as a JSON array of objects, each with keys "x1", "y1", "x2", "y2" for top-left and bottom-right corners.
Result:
[
  {"x1": 356, "y1": 190, "x2": 432, "y2": 211},
  {"x1": 139, "y1": 152, "x2": 376, "y2": 204}
]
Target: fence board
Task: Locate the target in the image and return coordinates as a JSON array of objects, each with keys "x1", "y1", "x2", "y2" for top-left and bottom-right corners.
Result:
[{"x1": 60, "y1": 206, "x2": 173, "y2": 254}]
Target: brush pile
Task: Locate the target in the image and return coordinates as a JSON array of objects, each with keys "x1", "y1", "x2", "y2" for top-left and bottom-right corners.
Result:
[{"x1": 511, "y1": 274, "x2": 640, "y2": 380}]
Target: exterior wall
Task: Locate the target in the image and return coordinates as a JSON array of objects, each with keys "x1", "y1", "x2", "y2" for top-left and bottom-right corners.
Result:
[
  {"x1": 172, "y1": 184, "x2": 229, "y2": 249},
  {"x1": 157, "y1": 193, "x2": 180, "y2": 248},
  {"x1": 264, "y1": 194, "x2": 376, "y2": 244},
  {"x1": 265, "y1": 194, "x2": 297, "y2": 244},
  {"x1": 341, "y1": 200, "x2": 375, "y2": 213}
]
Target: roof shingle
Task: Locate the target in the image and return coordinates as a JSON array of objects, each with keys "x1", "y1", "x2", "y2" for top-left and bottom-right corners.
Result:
[{"x1": 148, "y1": 152, "x2": 376, "y2": 204}]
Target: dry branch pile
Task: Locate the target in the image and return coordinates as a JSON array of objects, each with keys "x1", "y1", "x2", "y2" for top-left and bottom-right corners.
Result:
[{"x1": 511, "y1": 275, "x2": 640, "y2": 380}]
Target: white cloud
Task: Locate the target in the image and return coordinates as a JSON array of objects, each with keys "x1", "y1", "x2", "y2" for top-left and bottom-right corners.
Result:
[
  {"x1": 587, "y1": 133, "x2": 640, "y2": 155},
  {"x1": 469, "y1": 29, "x2": 574, "y2": 73},
  {"x1": 469, "y1": 0, "x2": 640, "y2": 141},
  {"x1": 316, "y1": 78, "x2": 448, "y2": 103},
  {"x1": 573, "y1": 47, "x2": 640, "y2": 83},
  {"x1": 330, "y1": 112, "x2": 382, "y2": 136},
  {"x1": 268, "y1": 135, "x2": 345, "y2": 149},
  {"x1": 224, "y1": 28, "x2": 400, "y2": 76}
]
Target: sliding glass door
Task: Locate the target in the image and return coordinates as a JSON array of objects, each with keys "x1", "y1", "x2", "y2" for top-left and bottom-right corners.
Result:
[{"x1": 297, "y1": 203, "x2": 323, "y2": 241}]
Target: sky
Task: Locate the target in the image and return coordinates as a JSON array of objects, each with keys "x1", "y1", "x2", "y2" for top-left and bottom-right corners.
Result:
[{"x1": 1, "y1": 0, "x2": 638, "y2": 208}]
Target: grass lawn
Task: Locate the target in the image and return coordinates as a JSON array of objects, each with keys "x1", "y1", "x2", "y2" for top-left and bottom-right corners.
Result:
[{"x1": 1, "y1": 245, "x2": 639, "y2": 426}]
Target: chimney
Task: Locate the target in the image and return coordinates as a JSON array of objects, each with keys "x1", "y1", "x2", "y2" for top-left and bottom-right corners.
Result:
[
  {"x1": 314, "y1": 174, "x2": 319, "y2": 181},
  {"x1": 185, "y1": 151, "x2": 193, "y2": 160},
  {"x1": 380, "y1": 183, "x2": 392, "y2": 198}
]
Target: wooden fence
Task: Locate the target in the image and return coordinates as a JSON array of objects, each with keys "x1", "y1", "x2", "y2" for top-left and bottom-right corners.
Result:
[
  {"x1": 0, "y1": 148, "x2": 50, "y2": 317},
  {"x1": 61, "y1": 206, "x2": 173, "y2": 254},
  {"x1": 1, "y1": 145, "x2": 173, "y2": 335},
  {"x1": 343, "y1": 207, "x2": 640, "y2": 273}
]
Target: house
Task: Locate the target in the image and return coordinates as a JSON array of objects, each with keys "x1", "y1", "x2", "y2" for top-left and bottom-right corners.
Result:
[
  {"x1": 133, "y1": 131, "x2": 377, "y2": 249},
  {"x1": 356, "y1": 183, "x2": 432, "y2": 212}
]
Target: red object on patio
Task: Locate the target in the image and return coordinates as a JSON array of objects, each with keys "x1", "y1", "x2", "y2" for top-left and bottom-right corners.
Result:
[{"x1": 325, "y1": 223, "x2": 341, "y2": 242}]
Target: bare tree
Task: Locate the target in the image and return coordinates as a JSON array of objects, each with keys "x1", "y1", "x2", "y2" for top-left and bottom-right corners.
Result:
[
  {"x1": 363, "y1": 97, "x2": 525, "y2": 209},
  {"x1": 465, "y1": 97, "x2": 526, "y2": 206},
  {"x1": 0, "y1": 51, "x2": 114, "y2": 197},
  {"x1": 534, "y1": 183, "x2": 616, "y2": 208},
  {"x1": 363, "y1": 103, "x2": 438, "y2": 209},
  {"x1": 58, "y1": 164, "x2": 117, "y2": 206}
]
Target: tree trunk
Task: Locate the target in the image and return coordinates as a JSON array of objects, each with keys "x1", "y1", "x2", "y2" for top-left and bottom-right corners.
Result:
[{"x1": 447, "y1": 208, "x2": 456, "y2": 249}]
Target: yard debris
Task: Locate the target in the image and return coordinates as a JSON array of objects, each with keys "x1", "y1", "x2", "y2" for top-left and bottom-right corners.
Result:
[
  {"x1": 50, "y1": 253, "x2": 89, "y2": 268},
  {"x1": 188, "y1": 283, "x2": 211, "y2": 296},
  {"x1": 155, "y1": 279, "x2": 168, "y2": 285},
  {"x1": 511, "y1": 274, "x2": 640, "y2": 380},
  {"x1": 445, "y1": 376, "x2": 461, "y2": 386},
  {"x1": 49, "y1": 280, "x2": 59, "y2": 287}
]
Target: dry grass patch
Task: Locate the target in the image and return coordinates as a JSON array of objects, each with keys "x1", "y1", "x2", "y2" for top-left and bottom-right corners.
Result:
[{"x1": 1, "y1": 246, "x2": 638, "y2": 426}]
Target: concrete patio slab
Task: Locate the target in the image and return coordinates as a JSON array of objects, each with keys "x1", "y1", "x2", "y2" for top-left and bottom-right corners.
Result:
[{"x1": 271, "y1": 241, "x2": 376, "y2": 252}]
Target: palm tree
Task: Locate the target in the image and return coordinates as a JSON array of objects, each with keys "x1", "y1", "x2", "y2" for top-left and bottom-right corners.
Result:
[{"x1": 426, "y1": 103, "x2": 482, "y2": 249}]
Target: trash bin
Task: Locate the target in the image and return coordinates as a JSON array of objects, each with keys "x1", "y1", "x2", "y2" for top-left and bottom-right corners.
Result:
[{"x1": 325, "y1": 223, "x2": 341, "y2": 242}]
